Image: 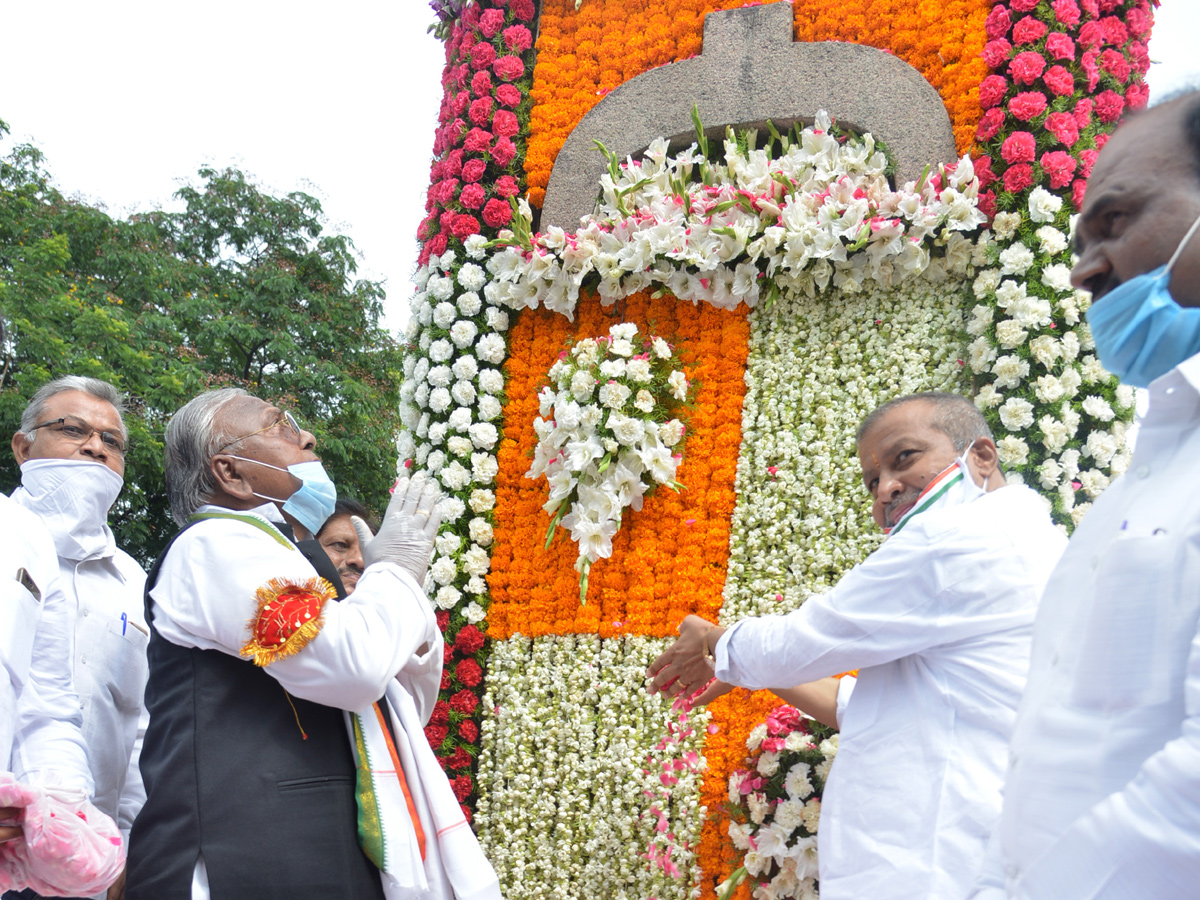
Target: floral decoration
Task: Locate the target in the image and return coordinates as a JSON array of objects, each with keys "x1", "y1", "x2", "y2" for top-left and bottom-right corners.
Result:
[
  {"x1": 488, "y1": 112, "x2": 987, "y2": 318},
  {"x1": 524, "y1": 0, "x2": 994, "y2": 206},
  {"x1": 719, "y1": 706, "x2": 838, "y2": 900},
  {"x1": 964, "y1": 0, "x2": 1154, "y2": 524},
  {"x1": 528, "y1": 322, "x2": 691, "y2": 602}
]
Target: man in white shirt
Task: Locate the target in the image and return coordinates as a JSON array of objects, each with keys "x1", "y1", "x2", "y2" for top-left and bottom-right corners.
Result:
[
  {"x1": 970, "y1": 90, "x2": 1200, "y2": 900},
  {"x1": 9, "y1": 376, "x2": 148, "y2": 900},
  {"x1": 648, "y1": 392, "x2": 1067, "y2": 900},
  {"x1": 126, "y1": 388, "x2": 499, "y2": 900}
]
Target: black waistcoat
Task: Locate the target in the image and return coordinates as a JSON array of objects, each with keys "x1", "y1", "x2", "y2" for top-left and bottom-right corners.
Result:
[{"x1": 125, "y1": 519, "x2": 385, "y2": 900}]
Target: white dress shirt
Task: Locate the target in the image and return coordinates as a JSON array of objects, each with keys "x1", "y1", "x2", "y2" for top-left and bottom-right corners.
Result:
[
  {"x1": 974, "y1": 353, "x2": 1200, "y2": 900},
  {"x1": 149, "y1": 504, "x2": 441, "y2": 900},
  {"x1": 716, "y1": 485, "x2": 1066, "y2": 900},
  {"x1": 0, "y1": 495, "x2": 92, "y2": 793}
]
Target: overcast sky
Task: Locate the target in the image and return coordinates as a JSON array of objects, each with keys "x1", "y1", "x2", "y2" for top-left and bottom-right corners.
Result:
[{"x1": 2, "y1": 1, "x2": 1197, "y2": 334}]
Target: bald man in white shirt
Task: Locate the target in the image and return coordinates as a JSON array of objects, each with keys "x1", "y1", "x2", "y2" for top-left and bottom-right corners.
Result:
[{"x1": 649, "y1": 392, "x2": 1067, "y2": 900}]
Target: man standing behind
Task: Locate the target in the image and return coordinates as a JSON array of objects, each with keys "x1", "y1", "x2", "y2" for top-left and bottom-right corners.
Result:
[
  {"x1": 971, "y1": 91, "x2": 1200, "y2": 899},
  {"x1": 316, "y1": 498, "x2": 376, "y2": 594},
  {"x1": 649, "y1": 393, "x2": 1067, "y2": 900},
  {"x1": 9, "y1": 376, "x2": 148, "y2": 900}
]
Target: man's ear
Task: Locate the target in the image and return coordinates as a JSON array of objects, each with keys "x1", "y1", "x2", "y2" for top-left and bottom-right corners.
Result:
[
  {"x1": 968, "y1": 437, "x2": 1002, "y2": 487},
  {"x1": 10, "y1": 432, "x2": 30, "y2": 466},
  {"x1": 210, "y1": 454, "x2": 257, "y2": 501}
]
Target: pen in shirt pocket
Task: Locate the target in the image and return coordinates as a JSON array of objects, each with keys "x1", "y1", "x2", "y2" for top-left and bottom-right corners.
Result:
[{"x1": 120, "y1": 613, "x2": 149, "y2": 637}]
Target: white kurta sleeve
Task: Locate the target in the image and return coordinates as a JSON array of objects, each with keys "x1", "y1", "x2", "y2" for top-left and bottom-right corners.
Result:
[
  {"x1": 150, "y1": 517, "x2": 440, "y2": 712},
  {"x1": 118, "y1": 705, "x2": 149, "y2": 836},
  {"x1": 1010, "y1": 617, "x2": 1200, "y2": 899}
]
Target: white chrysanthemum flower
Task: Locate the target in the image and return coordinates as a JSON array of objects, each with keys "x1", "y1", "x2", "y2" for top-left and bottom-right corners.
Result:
[
  {"x1": 800, "y1": 798, "x2": 822, "y2": 834},
  {"x1": 999, "y1": 397, "x2": 1035, "y2": 430},
  {"x1": 1071, "y1": 502, "x2": 1092, "y2": 527},
  {"x1": 747, "y1": 724, "x2": 768, "y2": 751},
  {"x1": 464, "y1": 575, "x2": 487, "y2": 595},
  {"x1": 1079, "y1": 354, "x2": 1108, "y2": 383},
  {"x1": 426, "y1": 365, "x2": 452, "y2": 388},
  {"x1": 609, "y1": 338, "x2": 634, "y2": 357}
]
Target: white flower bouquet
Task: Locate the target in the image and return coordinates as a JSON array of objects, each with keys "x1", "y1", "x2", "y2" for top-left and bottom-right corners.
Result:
[
  {"x1": 526, "y1": 322, "x2": 690, "y2": 602},
  {"x1": 720, "y1": 706, "x2": 840, "y2": 900}
]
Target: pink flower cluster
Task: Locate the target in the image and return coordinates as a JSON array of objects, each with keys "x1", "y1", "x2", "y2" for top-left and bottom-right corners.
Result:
[
  {"x1": 974, "y1": 0, "x2": 1155, "y2": 215},
  {"x1": 418, "y1": 0, "x2": 535, "y2": 265}
]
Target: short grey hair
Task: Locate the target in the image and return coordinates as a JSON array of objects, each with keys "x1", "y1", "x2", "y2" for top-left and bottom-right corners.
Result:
[
  {"x1": 856, "y1": 391, "x2": 993, "y2": 454},
  {"x1": 18, "y1": 376, "x2": 128, "y2": 442},
  {"x1": 164, "y1": 388, "x2": 250, "y2": 525}
]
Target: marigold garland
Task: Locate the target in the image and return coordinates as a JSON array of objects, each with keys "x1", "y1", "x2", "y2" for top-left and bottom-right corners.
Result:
[
  {"x1": 487, "y1": 290, "x2": 750, "y2": 640},
  {"x1": 524, "y1": 0, "x2": 992, "y2": 207}
]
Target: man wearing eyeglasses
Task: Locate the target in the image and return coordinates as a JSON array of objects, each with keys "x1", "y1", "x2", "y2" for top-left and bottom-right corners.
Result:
[
  {"x1": 9, "y1": 376, "x2": 148, "y2": 900},
  {"x1": 125, "y1": 388, "x2": 500, "y2": 900}
]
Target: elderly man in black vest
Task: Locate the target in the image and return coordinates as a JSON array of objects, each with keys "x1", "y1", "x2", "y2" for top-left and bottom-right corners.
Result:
[{"x1": 126, "y1": 388, "x2": 500, "y2": 900}]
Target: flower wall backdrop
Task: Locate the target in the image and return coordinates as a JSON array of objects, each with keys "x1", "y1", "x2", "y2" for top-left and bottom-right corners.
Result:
[{"x1": 408, "y1": 0, "x2": 1154, "y2": 896}]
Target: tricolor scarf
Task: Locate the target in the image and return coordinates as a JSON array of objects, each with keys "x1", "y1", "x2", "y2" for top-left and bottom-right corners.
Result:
[
  {"x1": 348, "y1": 682, "x2": 502, "y2": 900},
  {"x1": 883, "y1": 447, "x2": 986, "y2": 538}
]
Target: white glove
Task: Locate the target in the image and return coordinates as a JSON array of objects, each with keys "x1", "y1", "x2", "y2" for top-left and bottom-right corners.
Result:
[{"x1": 352, "y1": 472, "x2": 442, "y2": 583}]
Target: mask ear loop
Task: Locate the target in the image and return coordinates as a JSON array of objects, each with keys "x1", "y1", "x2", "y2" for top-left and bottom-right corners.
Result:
[{"x1": 1163, "y1": 210, "x2": 1200, "y2": 276}]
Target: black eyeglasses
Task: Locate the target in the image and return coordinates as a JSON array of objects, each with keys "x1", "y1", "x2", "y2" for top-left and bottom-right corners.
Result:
[
  {"x1": 28, "y1": 415, "x2": 128, "y2": 456},
  {"x1": 216, "y1": 411, "x2": 303, "y2": 453}
]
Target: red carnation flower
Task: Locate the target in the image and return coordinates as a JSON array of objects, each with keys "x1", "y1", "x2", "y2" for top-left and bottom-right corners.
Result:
[
  {"x1": 978, "y1": 190, "x2": 997, "y2": 220},
  {"x1": 976, "y1": 108, "x2": 1006, "y2": 142},
  {"x1": 417, "y1": 214, "x2": 437, "y2": 241},
  {"x1": 503, "y1": 24, "x2": 533, "y2": 53},
  {"x1": 496, "y1": 83, "x2": 522, "y2": 108},
  {"x1": 469, "y1": 96, "x2": 494, "y2": 126},
  {"x1": 492, "y1": 109, "x2": 519, "y2": 138},
  {"x1": 1095, "y1": 89, "x2": 1125, "y2": 123},
  {"x1": 1072, "y1": 178, "x2": 1088, "y2": 210},
  {"x1": 471, "y1": 43, "x2": 497, "y2": 71},
  {"x1": 1009, "y1": 51, "x2": 1046, "y2": 86},
  {"x1": 1043, "y1": 65, "x2": 1076, "y2": 97},
  {"x1": 1009, "y1": 92, "x2": 1047, "y2": 122},
  {"x1": 436, "y1": 609, "x2": 450, "y2": 629},
  {"x1": 1040, "y1": 151, "x2": 1077, "y2": 189},
  {"x1": 451, "y1": 775, "x2": 473, "y2": 802},
  {"x1": 456, "y1": 658, "x2": 484, "y2": 688},
  {"x1": 494, "y1": 175, "x2": 520, "y2": 197},
  {"x1": 1044, "y1": 112, "x2": 1080, "y2": 147},
  {"x1": 462, "y1": 158, "x2": 487, "y2": 183},
  {"x1": 1126, "y1": 7, "x2": 1152, "y2": 39},
  {"x1": 459, "y1": 719, "x2": 479, "y2": 743},
  {"x1": 1100, "y1": 16, "x2": 1129, "y2": 46},
  {"x1": 417, "y1": 245, "x2": 431, "y2": 267},
  {"x1": 439, "y1": 209, "x2": 457, "y2": 231},
  {"x1": 1077, "y1": 21, "x2": 1105, "y2": 50},
  {"x1": 1080, "y1": 0, "x2": 1099, "y2": 17},
  {"x1": 445, "y1": 747, "x2": 473, "y2": 770},
  {"x1": 1098, "y1": 0, "x2": 1121, "y2": 12},
  {"x1": 1126, "y1": 82, "x2": 1150, "y2": 112},
  {"x1": 491, "y1": 136, "x2": 517, "y2": 167},
  {"x1": 984, "y1": 4, "x2": 1011, "y2": 40},
  {"x1": 1045, "y1": 32, "x2": 1076, "y2": 62},
  {"x1": 425, "y1": 723, "x2": 449, "y2": 748},
  {"x1": 433, "y1": 178, "x2": 458, "y2": 204},
  {"x1": 460, "y1": 3, "x2": 480, "y2": 27},
  {"x1": 1100, "y1": 49, "x2": 1131, "y2": 83},
  {"x1": 459, "y1": 183, "x2": 486, "y2": 210},
  {"x1": 1081, "y1": 50, "x2": 1100, "y2": 93},
  {"x1": 451, "y1": 214, "x2": 481, "y2": 239},
  {"x1": 1012, "y1": 16, "x2": 1047, "y2": 45},
  {"x1": 427, "y1": 232, "x2": 449, "y2": 259},
  {"x1": 1001, "y1": 131, "x2": 1037, "y2": 165},
  {"x1": 1011, "y1": 0, "x2": 1038, "y2": 11},
  {"x1": 1078, "y1": 148, "x2": 1099, "y2": 179},
  {"x1": 460, "y1": 803, "x2": 472, "y2": 823},
  {"x1": 979, "y1": 75, "x2": 1008, "y2": 110},
  {"x1": 975, "y1": 155, "x2": 998, "y2": 188},
  {"x1": 1051, "y1": 0, "x2": 1081, "y2": 26},
  {"x1": 1095, "y1": 132, "x2": 1110, "y2": 151},
  {"x1": 450, "y1": 689, "x2": 480, "y2": 713},
  {"x1": 1003, "y1": 163, "x2": 1034, "y2": 194},
  {"x1": 493, "y1": 54, "x2": 525, "y2": 82},
  {"x1": 1129, "y1": 41, "x2": 1150, "y2": 77},
  {"x1": 430, "y1": 700, "x2": 451, "y2": 726},
  {"x1": 1073, "y1": 97, "x2": 1094, "y2": 129},
  {"x1": 510, "y1": 0, "x2": 535, "y2": 21},
  {"x1": 440, "y1": 668, "x2": 452, "y2": 691},
  {"x1": 982, "y1": 39, "x2": 1013, "y2": 69},
  {"x1": 444, "y1": 149, "x2": 464, "y2": 177},
  {"x1": 478, "y1": 7, "x2": 505, "y2": 38},
  {"x1": 471, "y1": 70, "x2": 493, "y2": 96},
  {"x1": 453, "y1": 90, "x2": 470, "y2": 117},
  {"x1": 464, "y1": 127, "x2": 493, "y2": 153},
  {"x1": 455, "y1": 625, "x2": 486, "y2": 655}
]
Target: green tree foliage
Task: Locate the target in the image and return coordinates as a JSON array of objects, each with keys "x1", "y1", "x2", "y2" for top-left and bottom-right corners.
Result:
[{"x1": 0, "y1": 119, "x2": 403, "y2": 563}]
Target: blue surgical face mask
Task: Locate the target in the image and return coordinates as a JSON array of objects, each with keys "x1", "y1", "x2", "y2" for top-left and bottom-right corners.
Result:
[
  {"x1": 1085, "y1": 211, "x2": 1200, "y2": 388},
  {"x1": 226, "y1": 456, "x2": 338, "y2": 535}
]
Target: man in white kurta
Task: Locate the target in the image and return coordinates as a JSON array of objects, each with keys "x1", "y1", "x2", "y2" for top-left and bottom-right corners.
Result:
[
  {"x1": 10, "y1": 377, "x2": 150, "y2": 868},
  {"x1": 970, "y1": 91, "x2": 1200, "y2": 900},
  {"x1": 649, "y1": 393, "x2": 1067, "y2": 900}
]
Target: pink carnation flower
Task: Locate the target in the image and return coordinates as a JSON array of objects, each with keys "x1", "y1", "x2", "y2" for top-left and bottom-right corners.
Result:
[
  {"x1": 478, "y1": 8, "x2": 505, "y2": 38},
  {"x1": 1081, "y1": 50, "x2": 1100, "y2": 92},
  {"x1": 1126, "y1": 7, "x2": 1152, "y2": 39},
  {"x1": 1003, "y1": 163, "x2": 1034, "y2": 194},
  {"x1": 979, "y1": 75, "x2": 1009, "y2": 109},
  {"x1": 464, "y1": 128, "x2": 493, "y2": 153},
  {"x1": 1044, "y1": 112, "x2": 1080, "y2": 147},
  {"x1": 1009, "y1": 51, "x2": 1046, "y2": 86},
  {"x1": 975, "y1": 155, "x2": 998, "y2": 188},
  {"x1": 495, "y1": 175, "x2": 520, "y2": 197},
  {"x1": 503, "y1": 24, "x2": 533, "y2": 53},
  {"x1": 510, "y1": 0, "x2": 535, "y2": 21},
  {"x1": 459, "y1": 183, "x2": 486, "y2": 210},
  {"x1": 483, "y1": 198, "x2": 513, "y2": 228},
  {"x1": 1100, "y1": 15, "x2": 1129, "y2": 46},
  {"x1": 1095, "y1": 89, "x2": 1125, "y2": 123},
  {"x1": 471, "y1": 42, "x2": 497, "y2": 71},
  {"x1": 1043, "y1": 65, "x2": 1076, "y2": 97},
  {"x1": 491, "y1": 136, "x2": 517, "y2": 167},
  {"x1": 469, "y1": 96, "x2": 494, "y2": 126},
  {"x1": 444, "y1": 149, "x2": 464, "y2": 177},
  {"x1": 450, "y1": 213, "x2": 481, "y2": 239},
  {"x1": 461, "y1": 158, "x2": 487, "y2": 183},
  {"x1": 1012, "y1": 16, "x2": 1048, "y2": 45},
  {"x1": 496, "y1": 83, "x2": 522, "y2": 108},
  {"x1": 1011, "y1": 0, "x2": 1039, "y2": 11},
  {"x1": 979, "y1": 190, "x2": 997, "y2": 220},
  {"x1": 1001, "y1": 131, "x2": 1037, "y2": 165},
  {"x1": 1129, "y1": 41, "x2": 1151, "y2": 76},
  {"x1": 493, "y1": 54, "x2": 525, "y2": 82},
  {"x1": 982, "y1": 39, "x2": 1013, "y2": 69},
  {"x1": 1077, "y1": 21, "x2": 1105, "y2": 50},
  {"x1": 427, "y1": 232, "x2": 449, "y2": 258},
  {"x1": 1051, "y1": 0, "x2": 1081, "y2": 26},
  {"x1": 1009, "y1": 92, "x2": 1047, "y2": 122},
  {"x1": 471, "y1": 70, "x2": 493, "y2": 96},
  {"x1": 1072, "y1": 178, "x2": 1088, "y2": 210},
  {"x1": 1126, "y1": 82, "x2": 1150, "y2": 111},
  {"x1": 1040, "y1": 150, "x2": 1077, "y2": 189},
  {"x1": 1073, "y1": 97, "x2": 1094, "y2": 129},
  {"x1": 984, "y1": 4, "x2": 1011, "y2": 40},
  {"x1": 1078, "y1": 148, "x2": 1099, "y2": 179},
  {"x1": 1045, "y1": 32, "x2": 1076, "y2": 62},
  {"x1": 1100, "y1": 48, "x2": 1131, "y2": 83},
  {"x1": 492, "y1": 109, "x2": 520, "y2": 138},
  {"x1": 976, "y1": 108, "x2": 1007, "y2": 142},
  {"x1": 1080, "y1": 0, "x2": 1100, "y2": 15}
]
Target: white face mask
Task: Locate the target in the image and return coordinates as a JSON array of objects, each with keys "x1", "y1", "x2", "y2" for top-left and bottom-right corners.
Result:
[
  {"x1": 883, "y1": 440, "x2": 988, "y2": 538},
  {"x1": 15, "y1": 458, "x2": 124, "y2": 561}
]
